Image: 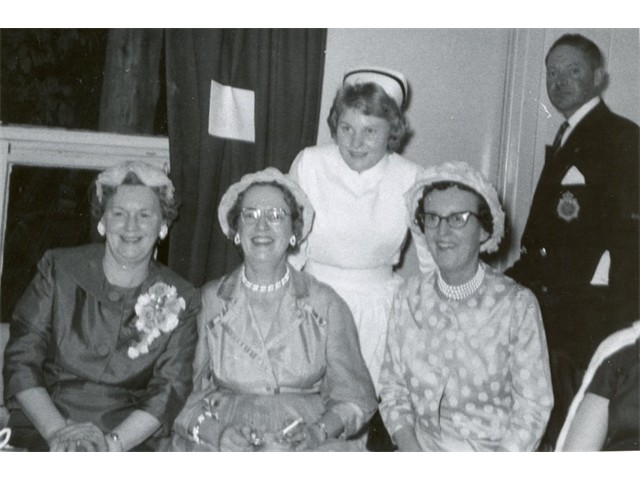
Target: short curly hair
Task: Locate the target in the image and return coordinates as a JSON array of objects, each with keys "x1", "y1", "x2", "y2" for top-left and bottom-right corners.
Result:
[
  {"x1": 90, "y1": 171, "x2": 178, "y2": 226},
  {"x1": 327, "y1": 82, "x2": 409, "y2": 152},
  {"x1": 415, "y1": 181, "x2": 493, "y2": 235},
  {"x1": 226, "y1": 181, "x2": 304, "y2": 254}
]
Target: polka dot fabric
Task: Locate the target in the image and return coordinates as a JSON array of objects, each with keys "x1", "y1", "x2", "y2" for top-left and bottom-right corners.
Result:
[{"x1": 378, "y1": 264, "x2": 553, "y2": 451}]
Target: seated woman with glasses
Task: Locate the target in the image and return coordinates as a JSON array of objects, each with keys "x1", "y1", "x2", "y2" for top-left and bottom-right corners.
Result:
[
  {"x1": 167, "y1": 167, "x2": 377, "y2": 452},
  {"x1": 378, "y1": 161, "x2": 553, "y2": 451}
]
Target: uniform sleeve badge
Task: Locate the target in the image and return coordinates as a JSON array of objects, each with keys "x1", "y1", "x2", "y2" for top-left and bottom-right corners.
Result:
[{"x1": 556, "y1": 191, "x2": 580, "y2": 222}]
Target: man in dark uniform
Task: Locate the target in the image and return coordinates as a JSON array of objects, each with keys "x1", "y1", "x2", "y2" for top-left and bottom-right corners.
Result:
[{"x1": 506, "y1": 33, "x2": 639, "y2": 449}]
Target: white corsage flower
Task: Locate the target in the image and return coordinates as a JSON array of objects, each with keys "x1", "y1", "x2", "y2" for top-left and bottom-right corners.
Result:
[{"x1": 128, "y1": 282, "x2": 186, "y2": 359}]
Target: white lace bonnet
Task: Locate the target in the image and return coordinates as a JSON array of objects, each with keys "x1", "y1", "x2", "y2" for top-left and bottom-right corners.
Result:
[
  {"x1": 405, "y1": 161, "x2": 505, "y2": 253},
  {"x1": 217, "y1": 167, "x2": 315, "y2": 241}
]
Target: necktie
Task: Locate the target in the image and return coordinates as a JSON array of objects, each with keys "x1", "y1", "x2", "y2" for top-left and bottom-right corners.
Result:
[{"x1": 551, "y1": 121, "x2": 570, "y2": 157}]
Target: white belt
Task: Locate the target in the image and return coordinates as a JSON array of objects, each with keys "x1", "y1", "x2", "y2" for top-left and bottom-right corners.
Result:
[{"x1": 306, "y1": 261, "x2": 393, "y2": 284}]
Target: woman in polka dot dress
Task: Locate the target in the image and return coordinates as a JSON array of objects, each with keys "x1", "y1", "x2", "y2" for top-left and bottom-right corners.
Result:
[{"x1": 378, "y1": 161, "x2": 553, "y2": 451}]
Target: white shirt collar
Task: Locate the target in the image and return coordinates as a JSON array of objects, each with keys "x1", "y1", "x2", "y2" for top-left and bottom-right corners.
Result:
[
  {"x1": 560, "y1": 97, "x2": 600, "y2": 146},
  {"x1": 567, "y1": 96, "x2": 601, "y2": 127}
]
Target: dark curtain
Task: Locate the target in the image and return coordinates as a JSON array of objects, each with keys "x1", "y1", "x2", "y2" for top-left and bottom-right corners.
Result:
[{"x1": 164, "y1": 29, "x2": 327, "y2": 286}]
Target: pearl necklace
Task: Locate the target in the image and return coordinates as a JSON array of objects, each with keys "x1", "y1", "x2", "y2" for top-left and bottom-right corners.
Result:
[
  {"x1": 437, "y1": 264, "x2": 485, "y2": 301},
  {"x1": 241, "y1": 266, "x2": 290, "y2": 293}
]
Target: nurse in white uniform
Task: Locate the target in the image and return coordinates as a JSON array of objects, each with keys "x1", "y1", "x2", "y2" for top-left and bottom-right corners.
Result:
[{"x1": 289, "y1": 67, "x2": 434, "y2": 394}]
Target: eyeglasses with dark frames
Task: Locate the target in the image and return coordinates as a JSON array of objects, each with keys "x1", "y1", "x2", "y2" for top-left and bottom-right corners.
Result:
[{"x1": 417, "y1": 211, "x2": 480, "y2": 230}]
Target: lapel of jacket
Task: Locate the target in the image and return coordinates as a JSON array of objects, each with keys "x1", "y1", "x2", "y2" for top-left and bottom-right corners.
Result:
[
  {"x1": 553, "y1": 101, "x2": 610, "y2": 179},
  {"x1": 263, "y1": 267, "x2": 313, "y2": 348},
  {"x1": 213, "y1": 268, "x2": 275, "y2": 377}
]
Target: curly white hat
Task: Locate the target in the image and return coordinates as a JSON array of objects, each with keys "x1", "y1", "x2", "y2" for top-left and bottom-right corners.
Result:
[
  {"x1": 405, "y1": 161, "x2": 505, "y2": 253},
  {"x1": 96, "y1": 161, "x2": 174, "y2": 202},
  {"x1": 217, "y1": 167, "x2": 315, "y2": 242}
]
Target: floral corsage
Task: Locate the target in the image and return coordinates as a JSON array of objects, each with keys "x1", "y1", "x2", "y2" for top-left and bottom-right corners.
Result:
[{"x1": 127, "y1": 282, "x2": 186, "y2": 359}]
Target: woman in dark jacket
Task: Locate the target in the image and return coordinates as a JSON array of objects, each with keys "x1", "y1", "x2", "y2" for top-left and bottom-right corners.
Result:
[{"x1": 3, "y1": 161, "x2": 199, "y2": 451}]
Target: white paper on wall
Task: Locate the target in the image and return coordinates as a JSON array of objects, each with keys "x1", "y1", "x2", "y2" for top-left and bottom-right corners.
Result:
[{"x1": 208, "y1": 79, "x2": 255, "y2": 142}]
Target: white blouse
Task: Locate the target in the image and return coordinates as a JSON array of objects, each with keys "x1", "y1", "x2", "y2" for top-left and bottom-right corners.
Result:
[{"x1": 289, "y1": 144, "x2": 433, "y2": 272}]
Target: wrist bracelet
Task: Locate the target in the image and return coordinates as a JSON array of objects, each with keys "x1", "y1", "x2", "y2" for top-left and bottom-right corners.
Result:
[
  {"x1": 192, "y1": 411, "x2": 213, "y2": 445},
  {"x1": 107, "y1": 431, "x2": 123, "y2": 452}
]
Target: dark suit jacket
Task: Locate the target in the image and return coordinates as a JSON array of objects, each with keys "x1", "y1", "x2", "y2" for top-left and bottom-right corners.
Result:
[{"x1": 507, "y1": 101, "x2": 639, "y2": 363}]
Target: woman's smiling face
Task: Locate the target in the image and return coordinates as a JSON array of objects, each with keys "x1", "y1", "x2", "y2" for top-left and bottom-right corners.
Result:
[
  {"x1": 336, "y1": 107, "x2": 391, "y2": 173},
  {"x1": 238, "y1": 184, "x2": 293, "y2": 268},
  {"x1": 422, "y1": 186, "x2": 489, "y2": 285},
  {"x1": 102, "y1": 185, "x2": 164, "y2": 267}
]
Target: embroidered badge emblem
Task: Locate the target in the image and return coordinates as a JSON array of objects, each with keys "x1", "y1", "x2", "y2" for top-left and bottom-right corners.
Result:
[{"x1": 557, "y1": 191, "x2": 580, "y2": 222}]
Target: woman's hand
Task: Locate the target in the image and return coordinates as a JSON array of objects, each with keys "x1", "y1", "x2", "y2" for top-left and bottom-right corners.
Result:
[
  {"x1": 281, "y1": 421, "x2": 326, "y2": 451},
  {"x1": 393, "y1": 425, "x2": 422, "y2": 452},
  {"x1": 47, "y1": 421, "x2": 108, "y2": 452},
  {"x1": 219, "y1": 425, "x2": 255, "y2": 452}
]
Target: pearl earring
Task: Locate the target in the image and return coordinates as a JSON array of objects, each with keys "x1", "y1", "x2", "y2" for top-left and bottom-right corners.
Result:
[
  {"x1": 97, "y1": 221, "x2": 106, "y2": 236},
  {"x1": 159, "y1": 225, "x2": 168, "y2": 240},
  {"x1": 234, "y1": 233, "x2": 241, "y2": 245},
  {"x1": 289, "y1": 236, "x2": 297, "y2": 247}
]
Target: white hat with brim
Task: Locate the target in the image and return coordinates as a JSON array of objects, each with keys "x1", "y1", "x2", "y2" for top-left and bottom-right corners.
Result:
[
  {"x1": 405, "y1": 161, "x2": 505, "y2": 254},
  {"x1": 343, "y1": 66, "x2": 408, "y2": 109},
  {"x1": 218, "y1": 167, "x2": 315, "y2": 241}
]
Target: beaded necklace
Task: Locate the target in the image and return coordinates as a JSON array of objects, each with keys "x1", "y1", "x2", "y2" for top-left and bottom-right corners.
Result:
[
  {"x1": 241, "y1": 265, "x2": 290, "y2": 293},
  {"x1": 437, "y1": 264, "x2": 485, "y2": 301}
]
